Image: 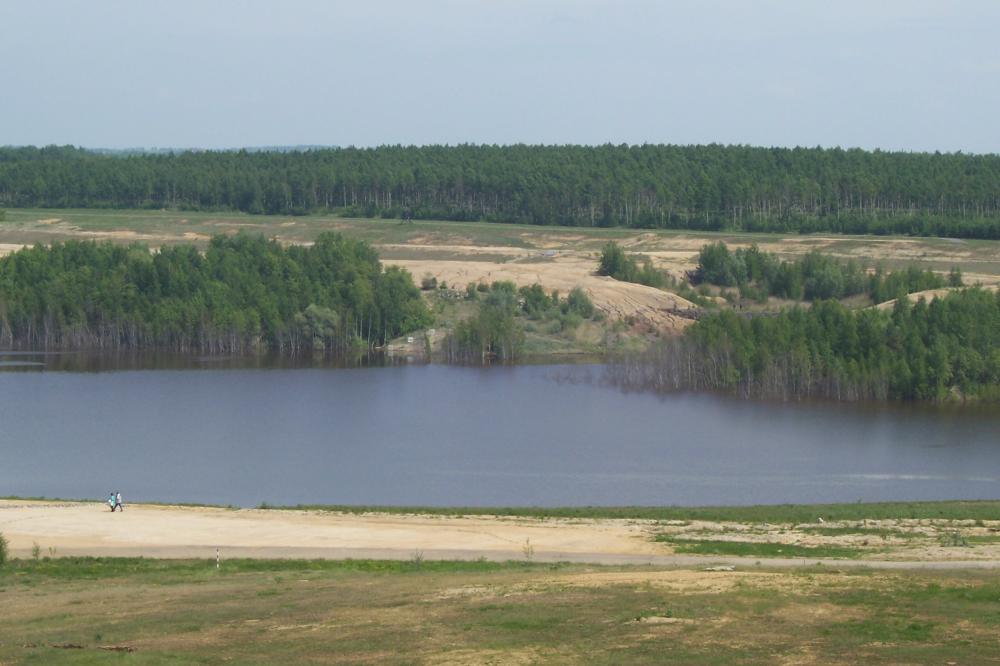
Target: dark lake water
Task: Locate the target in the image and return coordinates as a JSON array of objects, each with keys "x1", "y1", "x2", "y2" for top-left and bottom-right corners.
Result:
[{"x1": 2, "y1": 358, "x2": 999, "y2": 507}]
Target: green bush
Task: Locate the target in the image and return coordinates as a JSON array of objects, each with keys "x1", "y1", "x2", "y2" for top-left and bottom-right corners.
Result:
[
  {"x1": 597, "y1": 241, "x2": 666, "y2": 287},
  {"x1": 491, "y1": 280, "x2": 517, "y2": 295},
  {"x1": 0, "y1": 532, "x2": 8, "y2": 566},
  {"x1": 519, "y1": 283, "x2": 554, "y2": 318},
  {"x1": 559, "y1": 312, "x2": 584, "y2": 331},
  {"x1": 565, "y1": 287, "x2": 595, "y2": 318}
]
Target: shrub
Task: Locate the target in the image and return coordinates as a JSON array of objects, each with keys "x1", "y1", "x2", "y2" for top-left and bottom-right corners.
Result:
[
  {"x1": 948, "y1": 266, "x2": 964, "y2": 287},
  {"x1": 491, "y1": 280, "x2": 517, "y2": 295},
  {"x1": 598, "y1": 241, "x2": 632, "y2": 278},
  {"x1": 565, "y1": 287, "x2": 595, "y2": 318},
  {"x1": 519, "y1": 283, "x2": 553, "y2": 318},
  {"x1": 560, "y1": 312, "x2": 584, "y2": 331},
  {"x1": 0, "y1": 532, "x2": 7, "y2": 566},
  {"x1": 598, "y1": 241, "x2": 666, "y2": 287},
  {"x1": 421, "y1": 274, "x2": 438, "y2": 290}
]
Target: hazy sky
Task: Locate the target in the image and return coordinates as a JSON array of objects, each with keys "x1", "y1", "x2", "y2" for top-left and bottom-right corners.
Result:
[{"x1": 2, "y1": 1, "x2": 998, "y2": 152}]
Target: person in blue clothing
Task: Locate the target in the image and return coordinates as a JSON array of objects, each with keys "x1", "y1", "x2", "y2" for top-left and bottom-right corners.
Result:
[{"x1": 108, "y1": 492, "x2": 116, "y2": 512}]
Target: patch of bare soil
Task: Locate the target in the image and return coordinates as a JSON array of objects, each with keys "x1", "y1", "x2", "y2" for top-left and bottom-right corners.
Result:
[
  {"x1": 431, "y1": 648, "x2": 546, "y2": 665},
  {"x1": 547, "y1": 569, "x2": 771, "y2": 594},
  {"x1": 378, "y1": 242, "x2": 534, "y2": 258},
  {"x1": 10, "y1": 227, "x2": 214, "y2": 247},
  {"x1": 434, "y1": 569, "x2": 776, "y2": 602},
  {"x1": 634, "y1": 616, "x2": 695, "y2": 625}
]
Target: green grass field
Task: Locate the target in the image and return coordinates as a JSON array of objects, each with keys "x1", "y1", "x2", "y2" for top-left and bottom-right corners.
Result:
[
  {"x1": 653, "y1": 536, "x2": 868, "y2": 559},
  {"x1": 2, "y1": 557, "x2": 1000, "y2": 664}
]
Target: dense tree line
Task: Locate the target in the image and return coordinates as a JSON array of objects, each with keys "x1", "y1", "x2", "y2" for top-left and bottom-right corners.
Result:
[
  {"x1": 694, "y1": 242, "x2": 955, "y2": 303},
  {"x1": 610, "y1": 289, "x2": 1000, "y2": 401},
  {"x1": 0, "y1": 233, "x2": 430, "y2": 352},
  {"x1": 2, "y1": 144, "x2": 1000, "y2": 237}
]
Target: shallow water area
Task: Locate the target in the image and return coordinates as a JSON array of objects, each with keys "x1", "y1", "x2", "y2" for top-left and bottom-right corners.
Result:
[{"x1": 2, "y1": 356, "x2": 999, "y2": 507}]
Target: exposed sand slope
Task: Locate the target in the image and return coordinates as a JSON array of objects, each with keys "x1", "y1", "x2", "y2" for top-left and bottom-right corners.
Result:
[{"x1": 388, "y1": 256, "x2": 696, "y2": 332}]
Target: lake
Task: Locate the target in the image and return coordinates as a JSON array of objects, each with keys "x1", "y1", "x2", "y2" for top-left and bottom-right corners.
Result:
[{"x1": 1, "y1": 357, "x2": 999, "y2": 507}]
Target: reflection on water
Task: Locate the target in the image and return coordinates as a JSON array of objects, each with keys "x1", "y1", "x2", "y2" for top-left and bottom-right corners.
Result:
[
  {"x1": 0, "y1": 349, "x2": 392, "y2": 372},
  {"x1": 1, "y1": 361, "x2": 998, "y2": 507}
]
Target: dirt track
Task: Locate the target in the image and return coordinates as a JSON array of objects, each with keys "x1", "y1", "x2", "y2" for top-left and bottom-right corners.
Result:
[{"x1": 3, "y1": 500, "x2": 999, "y2": 570}]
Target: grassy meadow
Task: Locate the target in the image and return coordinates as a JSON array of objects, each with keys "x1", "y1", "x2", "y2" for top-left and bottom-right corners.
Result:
[{"x1": 2, "y1": 557, "x2": 1000, "y2": 664}]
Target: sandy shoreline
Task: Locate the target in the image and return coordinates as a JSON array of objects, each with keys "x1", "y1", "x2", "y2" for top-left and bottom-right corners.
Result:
[
  {"x1": 4, "y1": 499, "x2": 1000, "y2": 570},
  {"x1": 0, "y1": 499, "x2": 661, "y2": 562}
]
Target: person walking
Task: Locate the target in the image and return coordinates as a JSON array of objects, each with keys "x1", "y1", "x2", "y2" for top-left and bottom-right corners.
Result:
[
  {"x1": 108, "y1": 492, "x2": 116, "y2": 512},
  {"x1": 114, "y1": 491, "x2": 124, "y2": 512}
]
